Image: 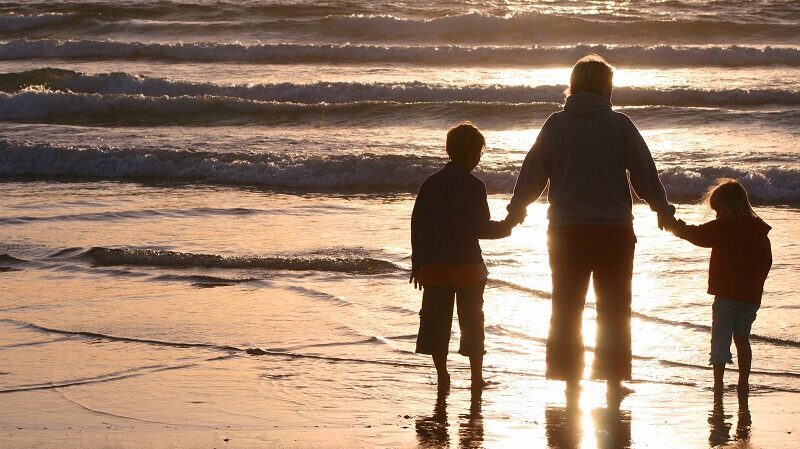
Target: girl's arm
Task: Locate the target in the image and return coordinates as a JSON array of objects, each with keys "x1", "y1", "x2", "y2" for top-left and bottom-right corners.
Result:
[{"x1": 670, "y1": 219, "x2": 723, "y2": 248}]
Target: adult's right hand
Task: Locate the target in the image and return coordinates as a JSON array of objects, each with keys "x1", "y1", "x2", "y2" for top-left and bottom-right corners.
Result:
[{"x1": 409, "y1": 269, "x2": 423, "y2": 290}]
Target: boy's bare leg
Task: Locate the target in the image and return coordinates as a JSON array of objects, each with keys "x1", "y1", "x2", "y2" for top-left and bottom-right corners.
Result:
[
  {"x1": 713, "y1": 363, "x2": 725, "y2": 393},
  {"x1": 433, "y1": 353, "x2": 450, "y2": 389},
  {"x1": 733, "y1": 335, "x2": 752, "y2": 392},
  {"x1": 469, "y1": 354, "x2": 487, "y2": 388}
]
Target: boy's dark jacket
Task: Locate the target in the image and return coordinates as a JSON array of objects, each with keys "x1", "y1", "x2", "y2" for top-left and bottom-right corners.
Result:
[
  {"x1": 411, "y1": 162, "x2": 509, "y2": 286},
  {"x1": 672, "y1": 216, "x2": 772, "y2": 305}
]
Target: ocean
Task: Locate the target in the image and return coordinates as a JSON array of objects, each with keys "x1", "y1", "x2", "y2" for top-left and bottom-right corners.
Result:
[{"x1": 1, "y1": 1, "x2": 799, "y2": 447}]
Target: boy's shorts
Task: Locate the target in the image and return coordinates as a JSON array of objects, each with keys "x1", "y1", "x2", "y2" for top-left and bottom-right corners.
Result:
[
  {"x1": 710, "y1": 296, "x2": 759, "y2": 365},
  {"x1": 415, "y1": 283, "x2": 485, "y2": 357}
]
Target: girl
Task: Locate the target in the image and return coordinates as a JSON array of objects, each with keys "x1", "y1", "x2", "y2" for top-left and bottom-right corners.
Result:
[{"x1": 668, "y1": 179, "x2": 772, "y2": 394}]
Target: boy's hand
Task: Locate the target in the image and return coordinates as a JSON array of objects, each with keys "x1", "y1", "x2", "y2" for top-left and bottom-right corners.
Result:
[
  {"x1": 499, "y1": 218, "x2": 516, "y2": 237},
  {"x1": 409, "y1": 269, "x2": 423, "y2": 290}
]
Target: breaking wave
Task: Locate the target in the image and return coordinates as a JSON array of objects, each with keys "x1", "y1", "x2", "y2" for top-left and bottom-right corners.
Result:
[
  {"x1": 75, "y1": 246, "x2": 401, "y2": 274},
  {"x1": 3, "y1": 40, "x2": 799, "y2": 67},
  {"x1": 0, "y1": 13, "x2": 76, "y2": 32},
  {"x1": 2, "y1": 70, "x2": 798, "y2": 109},
  {"x1": 0, "y1": 254, "x2": 27, "y2": 264},
  {"x1": 1, "y1": 141, "x2": 798, "y2": 204},
  {"x1": 320, "y1": 12, "x2": 799, "y2": 44}
]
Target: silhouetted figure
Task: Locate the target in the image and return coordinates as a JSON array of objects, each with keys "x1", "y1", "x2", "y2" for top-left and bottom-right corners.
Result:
[
  {"x1": 666, "y1": 179, "x2": 772, "y2": 394},
  {"x1": 505, "y1": 55, "x2": 675, "y2": 396},
  {"x1": 410, "y1": 122, "x2": 515, "y2": 389},
  {"x1": 416, "y1": 388, "x2": 450, "y2": 448}
]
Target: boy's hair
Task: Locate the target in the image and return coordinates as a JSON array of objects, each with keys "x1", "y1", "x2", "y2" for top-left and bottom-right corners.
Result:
[
  {"x1": 703, "y1": 178, "x2": 758, "y2": 219},
  {"x1": 567, "y1": 54, "x2": 614, "y2": 99},
  {"x1": 446, "y1": 122, "x2": 485, "y2": 165}
]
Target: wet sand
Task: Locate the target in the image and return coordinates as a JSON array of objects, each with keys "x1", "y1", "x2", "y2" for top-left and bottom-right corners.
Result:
[{"x1": 1, "y1": 356, "x2": 797, "y2": 449}]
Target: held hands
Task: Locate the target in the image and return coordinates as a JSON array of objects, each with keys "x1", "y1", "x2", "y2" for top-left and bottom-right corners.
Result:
[
  {"x1": 498, "y1": 207, "x2": 526, "y2": 237},
  {"x1": 657, "y1": 205, "x2": 677, "y2": 231},
  {"x1": 505, "y1": 207, "x2": 527, "y2": 226}
]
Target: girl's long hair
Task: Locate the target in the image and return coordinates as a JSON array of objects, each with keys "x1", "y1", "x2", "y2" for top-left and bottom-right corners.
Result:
[{"x1": 702, "y1": 178, "x2": 758, "y2": 219}]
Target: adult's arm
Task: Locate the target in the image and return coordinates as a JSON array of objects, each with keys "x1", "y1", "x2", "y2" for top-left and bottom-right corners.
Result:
[
  {"x1": 622, "y1": 115, "x2": 675, "y2": 222},
  {"x1": 506, "y1": 115, "x2": 554, "y2": 219}
]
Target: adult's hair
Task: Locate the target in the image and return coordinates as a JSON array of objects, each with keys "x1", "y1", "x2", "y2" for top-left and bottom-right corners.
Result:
[
  {"x1": 446, "y1": 122, "x2": 485, "y2": 165},
  {"x1": 702, "y1": 178, "x2": 758, "y2": 219},
  {"x1": 568, "y1": 54, "x2": 614, "y2": 99}
]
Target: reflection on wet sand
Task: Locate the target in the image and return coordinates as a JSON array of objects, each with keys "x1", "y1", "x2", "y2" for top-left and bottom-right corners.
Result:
[
  {"x1": 416, "y1": 389, "x2": 450, "y2": 448},
  {"x1": 416, "y1": 388, "x2": 484, "y2": 449},
  {"x1": 459, "y1": 388, "x2": 484, "y2": 449},
  {"x1": 545, "y1": 388, "x2": 632, "y2": 449},
  {"x1": 708, "y1": 390, "x2": 752, "y2": 448}
]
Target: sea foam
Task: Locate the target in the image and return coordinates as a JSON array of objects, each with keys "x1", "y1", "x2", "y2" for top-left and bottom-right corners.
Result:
[
  {"x1": 1, "y1": 141, "x2": 798, "y2": 204},
  {"x1": 2, "y1": 40, "x2": 799, "y2": 66}
]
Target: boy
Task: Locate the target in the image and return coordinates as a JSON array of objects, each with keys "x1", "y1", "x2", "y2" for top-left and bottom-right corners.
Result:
[{"x1": 410, "y1": 122, "x2": 515, "y2": 390}]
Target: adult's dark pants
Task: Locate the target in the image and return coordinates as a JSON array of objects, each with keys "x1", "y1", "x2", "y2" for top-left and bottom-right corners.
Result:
[{"x1": 546, "y1": 225, "x2": 636, "y2": 381}]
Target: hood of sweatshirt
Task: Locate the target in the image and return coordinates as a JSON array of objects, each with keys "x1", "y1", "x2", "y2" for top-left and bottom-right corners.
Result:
[
  {"x1": 563, "y1": 91, "x2": 612, "y2": 115},
  {"x1": 724, "y1": 216, "x2": 772, "y2": 237},
  {"x1": 749, "y1": 216, "x2": 772, "y2": 235}
]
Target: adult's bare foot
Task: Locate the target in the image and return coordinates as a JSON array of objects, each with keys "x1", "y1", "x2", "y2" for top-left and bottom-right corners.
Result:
[{"x1": 607, "y1": 380, "x2": 634, "y2": 398}]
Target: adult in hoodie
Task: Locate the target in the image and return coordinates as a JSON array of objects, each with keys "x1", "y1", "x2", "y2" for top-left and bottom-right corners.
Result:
[{"x1": 505, "y1": 55, "x2": 676, "y2": 396}]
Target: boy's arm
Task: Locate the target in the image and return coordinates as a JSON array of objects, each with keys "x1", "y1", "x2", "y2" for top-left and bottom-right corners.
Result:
[
  {"x1": 474, "y1": 182, "x2": 512, "y2": 239},
  {"x1": 408, "y1": 188, "x2": 424, "y2": 290},
  {"x1": 410, "y1": 188, "x2": 424, "y2": 285},
  {"x1": 670, "y1": 219, "x2": 722, "y2": 248},
  {"x1": 506, "y1": 115, "x2": 554, "y2": 222}
]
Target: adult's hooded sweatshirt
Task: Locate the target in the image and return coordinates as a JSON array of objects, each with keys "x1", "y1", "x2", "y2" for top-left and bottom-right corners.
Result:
[{"x1": 508, "y1": 91, "x2": 673, "y2": 225}]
